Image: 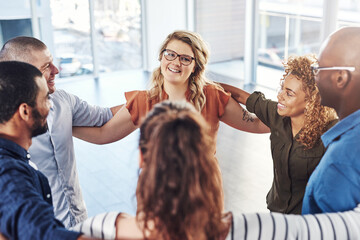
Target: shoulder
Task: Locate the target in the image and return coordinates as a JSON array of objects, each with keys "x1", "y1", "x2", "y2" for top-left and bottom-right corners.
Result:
[
  {"x1": 125, "y1": 90, "x2": 148, "y2": 101},
  {"x1": 203, "y1": 84, "x2": 230, "y2": 101},
  {"x1": 204, "y1": 83, "x2": 226, "y2": 93},
  {"x1": 0, "y1": 158, "x2": 34, "y2": 181},
  {"x1": 51, "y1": 89, "x2": 77, "y2": 104}
]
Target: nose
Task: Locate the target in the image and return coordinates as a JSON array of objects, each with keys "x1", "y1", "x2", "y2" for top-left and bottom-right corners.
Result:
[
  {"x1": 277, "y1": 89, "x2": 284, "y2": 101},
  {"x1": 173, "y1": 55, "x2": 182, "y2": 65},
  {"x1": 51, "y1": 63, "x2": 59, "y2": 75}
]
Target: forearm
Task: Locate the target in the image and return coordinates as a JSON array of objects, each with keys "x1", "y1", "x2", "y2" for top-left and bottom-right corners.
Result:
[
  {"x1": 73, "y1": 107, "x2": 137, "y2": 144},
  {"x1": 221, "y1": 98, "x2": 270, "y2": 134},
  {"x1": 219, "y1": 83, "x2": 250, "y2": 105}
]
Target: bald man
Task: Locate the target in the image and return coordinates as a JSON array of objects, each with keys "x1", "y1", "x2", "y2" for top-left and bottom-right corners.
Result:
[{"x1": 302, "y1": 27, "x2": 360, "y2": 214}]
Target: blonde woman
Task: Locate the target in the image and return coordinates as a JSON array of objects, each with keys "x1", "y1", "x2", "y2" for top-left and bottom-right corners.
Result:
[
  {"x1": 73, "y1": 30, "x2": 269, "y2": 147},
  {"x1": 221, "y1": 55, "x2": 338, "y2": 214}
]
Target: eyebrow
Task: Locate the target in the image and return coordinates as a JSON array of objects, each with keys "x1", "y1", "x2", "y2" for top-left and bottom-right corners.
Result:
[
  {"x1": 285, "y1": 87, "x2": 296, "y2": 95},
  {"x1": 167, "y1": 49, "x2": 194, "y2": 57}
]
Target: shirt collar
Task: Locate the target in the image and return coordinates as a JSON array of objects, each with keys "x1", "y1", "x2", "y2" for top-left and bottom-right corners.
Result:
[
  {"x1": 0, "y1": 137, "x2": 30, "y2": 163},
  {"x1": 321, "y1": 109, "x2": 360, "y2": 148}
]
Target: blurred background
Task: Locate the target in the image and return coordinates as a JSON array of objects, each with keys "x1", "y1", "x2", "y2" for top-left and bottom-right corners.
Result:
[{"x1": 1, "y1": 0, "x2": 359, "y2": 89}]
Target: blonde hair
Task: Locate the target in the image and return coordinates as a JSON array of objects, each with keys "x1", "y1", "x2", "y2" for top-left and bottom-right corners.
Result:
[
  {"x1": 282, "y1": 55, "x2": 337, "y2": 149},
  {"x1": 149, "y1": 30, "x2": 220, "y2": 111}
]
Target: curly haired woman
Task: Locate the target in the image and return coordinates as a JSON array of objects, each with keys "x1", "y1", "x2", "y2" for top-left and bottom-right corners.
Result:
[{"x1": 221, "y1": 55, "x2": 338, "y2": 214}]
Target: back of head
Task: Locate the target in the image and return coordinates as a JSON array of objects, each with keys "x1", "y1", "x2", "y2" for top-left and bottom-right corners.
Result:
[
  {"x1": 0, "y1": 61, "x2": 42, "y2": 124},
  {"x1": 318, "y1": 27, "x2": 360, "y2": 116},
  {"x1": 322, "y1": 27, "x2": 360, "y2": 68},
  {"x1": 0, "y1": 36, "x2": 47, "y2": 63},
  {"x1": 137, "y1": 101, "x2": 224, "y2": 240}
]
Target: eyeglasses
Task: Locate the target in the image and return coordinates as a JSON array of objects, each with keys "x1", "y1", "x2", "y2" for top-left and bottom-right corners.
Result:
[
  {"x1": 311, "y1": 63, "x2": 355, "y2": 76},
  {"x1": 162, "y1": 49, "x2": 195, "y2": 66}
]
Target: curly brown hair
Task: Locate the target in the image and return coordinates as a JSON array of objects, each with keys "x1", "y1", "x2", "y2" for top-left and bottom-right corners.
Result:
[
  {"x1": 281, "y1": 55, "x2": 337, "y2": 149},
  {"x1": 136, "y1": 101, "x2": 225, "y2": 240},
  {"x1": 149, "y1": 30, "x2": 221, "y2": 111}
]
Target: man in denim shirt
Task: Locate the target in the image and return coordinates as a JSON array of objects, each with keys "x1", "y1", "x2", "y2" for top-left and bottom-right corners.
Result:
[
  {"x1": 302, "y1": 27, "x2": 360, "y2": 214},
  {"x1": 0, "y1": 37, "x2": 121, "y2": 228},
  {"x1": 0, "y1": 61, "x2": 94, "y2": 239}
]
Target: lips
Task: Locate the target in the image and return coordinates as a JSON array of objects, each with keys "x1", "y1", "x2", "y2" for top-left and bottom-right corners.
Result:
[
  {"x1": 277, "y1": 103, "x2": 286, "y2": 110},
  {"x1": 168, "y1": 67, "x2": 180, "y2": 73}
]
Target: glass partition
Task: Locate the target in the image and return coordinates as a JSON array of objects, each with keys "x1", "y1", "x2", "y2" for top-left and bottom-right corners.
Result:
[{"x1": 50, "y1": 0, "x2": 142, "y2": 79}]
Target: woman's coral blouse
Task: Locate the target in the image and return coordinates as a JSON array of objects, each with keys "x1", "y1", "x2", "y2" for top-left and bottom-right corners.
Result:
[{"x1": 125, "y1": 84, "x2": 230, "y2": 139}]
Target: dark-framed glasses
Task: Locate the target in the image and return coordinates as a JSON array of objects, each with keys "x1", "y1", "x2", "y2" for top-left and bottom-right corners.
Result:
[
  {"x1": 311, "y1": 63, "x2": 355, "y2": 75},
  {"x1": 162, "y1": 49, "x2": 195, "y2": 66}
]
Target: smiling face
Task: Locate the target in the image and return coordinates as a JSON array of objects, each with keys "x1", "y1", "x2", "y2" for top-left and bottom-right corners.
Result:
[
  {"x1": 160, "y1": 39, "x2": 196, "y2": 89},
  {"x1": 31, "y1": 48, "x2": 59, "y2": 94},
  {"x1": 277, "y1": 74, "x2": 306, "y2": 119}
]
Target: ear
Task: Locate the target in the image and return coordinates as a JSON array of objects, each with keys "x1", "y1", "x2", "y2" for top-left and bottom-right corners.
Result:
[
  {"x1": 335, "y1": 70, "x2": 351, "y2": 89},
  {"x1": 18, "y1": 103, "x2": 31, "y2": 121}
]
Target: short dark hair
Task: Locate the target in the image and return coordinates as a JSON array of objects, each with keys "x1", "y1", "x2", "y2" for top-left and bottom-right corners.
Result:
[
  {"x1": 0, "y1": 61, "x2": 43, "y2": 124},
  {"x1": 0, "y1": 36, "x2": 47, "y2": 63}
]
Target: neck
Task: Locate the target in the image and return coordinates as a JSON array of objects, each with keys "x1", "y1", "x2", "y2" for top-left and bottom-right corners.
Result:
[
  {"x1": 164, "y1": 81, "x2": 188, "y2": 101},
  {"x1": 290, "y1": 115, "x2": 305, "y2": 137},
  {"x1": 336, "y1": 98, "x2": 360, "y2": 120},
  {"x1": 0, "y1": 121, "x2": 31, "y2": 150}
]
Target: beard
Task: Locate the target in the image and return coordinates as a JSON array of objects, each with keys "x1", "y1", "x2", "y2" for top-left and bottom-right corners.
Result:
[{"x1": 31, "y1": 107, "x2": 48, "y2": 137}]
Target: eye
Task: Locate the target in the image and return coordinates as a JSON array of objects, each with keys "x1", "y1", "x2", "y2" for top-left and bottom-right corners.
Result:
[
  {"x1": 286, "y1": 91, "x2": 294, "y2": 97},
  {"x1": 165, "y1": 50, "x2": 176, "y2": 58},
  {"x1": 180, "y1": 56, "x2": 191, "y2": 63}
]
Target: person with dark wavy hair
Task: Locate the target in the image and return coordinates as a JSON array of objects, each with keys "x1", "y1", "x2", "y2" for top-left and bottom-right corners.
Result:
[
  {"x1": 221, "y1": 55, "x2": 338, "y2": 214},
  {"x1": 134, "y1": 101, "x2": 226, "y2": 240}
]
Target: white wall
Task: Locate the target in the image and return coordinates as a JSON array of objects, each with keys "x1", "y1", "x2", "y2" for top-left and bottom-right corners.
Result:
[{"x1": 142, "y1": 0, "x2": 190, "y2": 72}]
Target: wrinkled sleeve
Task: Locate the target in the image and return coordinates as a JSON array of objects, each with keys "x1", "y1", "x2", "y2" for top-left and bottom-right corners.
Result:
[
  {"x1": 125, "y1": 91, "x2": 148, "y2": 126},
  {"x1": 215, "y1": 87, "x2": 231, "y2": 118},
  {"x1": 57, "y1": 89, "x2": 113, "y2": 127},
  {"x1": 229, "y1": 206, "x2": 360, "y2": 240},
  {"x1": 246, "y1": 91, "x2": 277, "y2": 127},
  {"x1": 71, "y1": 212, "x2": 118, "y2": 239}
]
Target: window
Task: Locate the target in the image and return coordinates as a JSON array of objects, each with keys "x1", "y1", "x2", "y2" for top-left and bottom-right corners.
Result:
[{"x1": 50, "y1": 0, "x2": 142, "y2": 79}]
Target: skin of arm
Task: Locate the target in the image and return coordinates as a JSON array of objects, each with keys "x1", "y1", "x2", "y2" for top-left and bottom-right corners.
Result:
[
  {"x1": 115, "y1": 213, "x2": 144, "y2": 239},
  {"x1": 219, "y1": 83, "x2": 251, "y2": 105},
  {"x1": 110, "y1": 104, "x2": 124, "y2": 116},
  {"x1": 220, "y1": 97, "x2": 270, "y2": 133},
  {"x1": 73, "y1": 106, "x2": 137, "y2": 144}
]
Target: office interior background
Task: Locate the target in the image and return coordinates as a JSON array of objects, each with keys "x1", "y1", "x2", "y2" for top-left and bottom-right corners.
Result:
[{"x1": 1, "y1": 0, "x2": 360, "y2": 217}]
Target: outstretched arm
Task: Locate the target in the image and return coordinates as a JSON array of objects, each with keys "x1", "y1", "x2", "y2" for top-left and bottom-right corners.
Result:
[
  {"x1": 73, "y1": 105, "x2": 137, "y2": 144},
  {"x1": 220, "y1": 97, "x2": 270, "y2": 133},
  {"x1": 110, "y1": 104, "x2": 124, "y2": 116},
  {"x1": 219, "y1": 83, "x2": 250, "y2": 105}
]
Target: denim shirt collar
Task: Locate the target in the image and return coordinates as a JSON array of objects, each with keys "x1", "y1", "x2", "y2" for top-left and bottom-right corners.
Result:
[
  {"x1": 0, "y1": 138, "x2": 30, "y2": 163},
  {"x1": 321, "y1": 109, "x2": 360, "y2": 148}
]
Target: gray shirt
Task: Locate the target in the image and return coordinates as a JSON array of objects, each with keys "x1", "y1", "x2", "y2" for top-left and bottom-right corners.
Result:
[{"x1": 29, "y1": 89, "x2": 113, "y2": 228}]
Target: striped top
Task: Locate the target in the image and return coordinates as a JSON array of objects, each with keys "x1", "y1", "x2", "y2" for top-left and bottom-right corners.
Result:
[
  {"x1": 72, "y1": 205, "x2": 360, "y2": 239},
  {"x1": 71, "y1": 212, "x2": 118, "y2": 239},
  {"x1": 227, "y1": 204, "x2": 360, "y2": 240}
]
